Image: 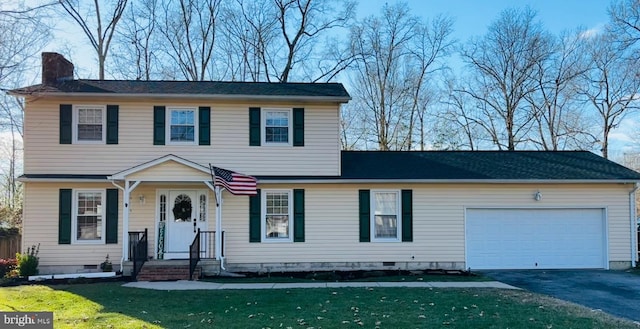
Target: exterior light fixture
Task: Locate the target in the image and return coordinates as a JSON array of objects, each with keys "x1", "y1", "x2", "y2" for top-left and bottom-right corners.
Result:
[{"x1": 534, "y1": 191, "x2": 542, "y2": 201}]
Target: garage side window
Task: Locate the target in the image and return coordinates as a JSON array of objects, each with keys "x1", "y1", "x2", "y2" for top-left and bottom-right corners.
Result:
[{"x1": 372, "y1": 191, "x2": 400, "y2": 241}]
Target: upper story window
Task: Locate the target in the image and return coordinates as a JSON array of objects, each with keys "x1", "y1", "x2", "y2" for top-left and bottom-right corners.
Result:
[
  {"x1": 167, "y1": 108, "x2": 197, "y2": 144},
  {"x1": 74, "y1": 105, "x2": 105, "y2": 143},
  {"x1": 263, "y1": 109, "x2": 291, "y2": 145},
  {"x1": 371, "y1": 190, "x2": 401, "y2": 241}
]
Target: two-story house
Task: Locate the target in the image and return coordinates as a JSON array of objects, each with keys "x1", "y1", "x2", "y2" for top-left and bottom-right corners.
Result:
[{"x1": 10, "y1": 53, "x2": 640, "y2": 279}]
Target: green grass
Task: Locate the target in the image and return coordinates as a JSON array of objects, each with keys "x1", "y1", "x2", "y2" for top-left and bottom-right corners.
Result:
[{"x1": 1, "y1": 282, "x2": 637, "y2": 328}]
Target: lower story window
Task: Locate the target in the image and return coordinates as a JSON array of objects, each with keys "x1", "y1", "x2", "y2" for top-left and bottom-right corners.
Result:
[
  {"x1": 74, "y1": 191, "x2": 105, "y2": 243},
  {"x1": 372, "y1": 191, "x2": 400, "y2": 241},
  {"x1": 264, "y1": 190, "x2": 292, "y2": 241}
]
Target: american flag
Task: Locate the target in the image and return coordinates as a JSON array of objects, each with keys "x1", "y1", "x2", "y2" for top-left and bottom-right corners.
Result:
[{"x1": 210, "y1": 164, "x2": 257, "y2": 196}]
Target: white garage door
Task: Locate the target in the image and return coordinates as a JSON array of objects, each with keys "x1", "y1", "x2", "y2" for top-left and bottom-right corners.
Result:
[{"x1": 466, "y1": 208, "x2": 606, "y2": 270}]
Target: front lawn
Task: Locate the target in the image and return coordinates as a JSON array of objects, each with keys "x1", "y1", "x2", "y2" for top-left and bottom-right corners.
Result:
[
  {"x1": 1, "y1": 282, "x2": 637, "y2": 328},
  {"x1": 205, "y1": 270, "x2": 489, "y2": 283}
]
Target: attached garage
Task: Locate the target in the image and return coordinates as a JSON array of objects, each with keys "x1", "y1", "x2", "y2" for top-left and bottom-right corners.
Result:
[{"x1": 465, "y1": 208, "x2": 607, "y2": 270}]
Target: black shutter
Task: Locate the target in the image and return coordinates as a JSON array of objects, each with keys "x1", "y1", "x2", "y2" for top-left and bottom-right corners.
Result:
[
  {"x1": 249, "y1": 189, "x2": 261, "y2": 242},
  {"x1": 401, "y1": 190, "x2": 413, "y2": 242},
  {"x1": 199, "y1": 106, "x2": 211, "y2": 145},
  {"x1": 59, "y1": 189, "x2": 72, "y2": 244},
  {"x1": 106, "y1": 189, "x2": 119, "y2": 244},
  {"x1": 249, "y1": 107, "x2": 261, "y2": 146},
  {"x1": 59, "y1": 104, "x2": 72, "y2": 144},
  {"x1": 106, "y1": 105, "x2": 119, "y2": 144},
  {"x1": 293, "y1": 189, "x2": 305, "y2": 242},
  {"x1": 293, "y1": 108, "x2": 304, "y2": 146},
  {"x1": 359, "y1": 190, "x2": 370, "y2": 242},
  {"x1": 153, "y1": 106, "x2": 165, "y2": 145}
]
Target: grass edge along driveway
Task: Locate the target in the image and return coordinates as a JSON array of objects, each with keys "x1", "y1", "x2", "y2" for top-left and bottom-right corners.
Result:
[{"x1": 1, "y1": 282, "x2": 638, "y2": 328}]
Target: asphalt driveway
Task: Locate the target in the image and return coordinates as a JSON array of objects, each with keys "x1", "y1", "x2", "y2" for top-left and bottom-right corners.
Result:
[{"x1": 483, "y1": 269, "x2": 640, "y2": 322}]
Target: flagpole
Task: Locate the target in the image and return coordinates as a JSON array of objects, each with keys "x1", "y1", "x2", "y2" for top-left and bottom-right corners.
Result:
[{"x1": 209, "y1": 163, "x2": 219, "y2": 207}]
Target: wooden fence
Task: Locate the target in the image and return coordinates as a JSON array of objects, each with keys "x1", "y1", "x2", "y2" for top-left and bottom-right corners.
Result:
[{"x1": 0, "y1": 235, "x2": 21, "y2": 259}]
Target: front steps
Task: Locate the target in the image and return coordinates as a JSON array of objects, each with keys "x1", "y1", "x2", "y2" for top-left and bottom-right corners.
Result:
[{"x1": 123, "y1": 259, "x2": 221, "y2": 281}]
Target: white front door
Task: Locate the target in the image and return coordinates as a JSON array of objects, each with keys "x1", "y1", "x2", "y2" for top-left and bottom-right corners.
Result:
[{"x1": 164, "y1": 190, "x2": 208, "y2": 259}]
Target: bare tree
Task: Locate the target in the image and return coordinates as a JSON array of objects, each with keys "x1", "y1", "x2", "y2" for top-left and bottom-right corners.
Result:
[
  {"x1": 58, "y1": 0, "x2": 128, "y2": 80},
  {"x1": 524, "y1": 29, "x2": 595, "y2": 150},
  {"x1": 218, "y1": 0, "x2": 278, "y2": 81},
  {"x1": 339, "y1": 103, "x2": 367, "y2": 150},
  {"x1": 608, "y1": 0, "x2": 640, "y2": 52},
  {"x1": 577, "y1": 32, "x2": 640, "y2": 158},
  {"x1": 349, "y1": 3, "x2": 453, "y2": 150},
  {"x1": 0, "y1": 3, "x2": 50, "y2": 226},
  {"x1": 220, "y1": 0, "x2": 355, "y2": 82},
  {"x1": 111, "y1": 0, "x2": 159, "y2": 80},
  {"x1": 438, "y1": 78, "x2": 491, "y2": 150},
  {"x1": 459, "y1": 7, "x2": 554, "y2": 150},
  {"x1": 155, "y1": 0, "x2": 221, "y2": 81},
  {"x1": 273, "y1": 0, "x2": 355, "y2": 82}
]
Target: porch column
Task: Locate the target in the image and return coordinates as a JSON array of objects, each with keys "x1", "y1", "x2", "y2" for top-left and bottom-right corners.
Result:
[{"x1": 121, "y1": 180, "x2": 141, "y2": 262}]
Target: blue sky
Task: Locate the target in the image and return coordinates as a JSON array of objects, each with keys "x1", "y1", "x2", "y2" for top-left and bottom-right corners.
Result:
[{"x1": 357, "y1": 0, "x2": 610, "y2": 38}]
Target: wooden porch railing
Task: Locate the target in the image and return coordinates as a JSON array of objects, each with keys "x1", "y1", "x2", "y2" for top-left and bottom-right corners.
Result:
[
  {"x1": 129, "y1": 229, "x2": 148, "y2": 281},
  {"x1": 189, "y1": 230, "x2": 221, "y2": 280}
]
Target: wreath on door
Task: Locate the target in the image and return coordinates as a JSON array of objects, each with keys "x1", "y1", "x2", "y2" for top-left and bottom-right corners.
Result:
[{"x1": 172, "y1": 195, "x2": 192, "y2": 220}]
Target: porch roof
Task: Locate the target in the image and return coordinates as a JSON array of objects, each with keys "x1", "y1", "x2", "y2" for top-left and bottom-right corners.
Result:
[{"x1": 108, "y1": 154, "x2": 210, "y2": 181}]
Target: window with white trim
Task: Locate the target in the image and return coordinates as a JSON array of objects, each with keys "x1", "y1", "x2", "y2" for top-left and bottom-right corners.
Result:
[
  {"x1": 371, "y1": 191, "x2": 401, "y2": 241},
  {"x1": 263, "y1": 109, "x2": 291, "y2": 145},
  {"x1": 74, "y1": 105, "x2": 105, "y2": 142},
  {"x1": 263, "y1": 190, "x2": 292, "y2": 241},
  {"x1": 167, "y1": 108, "x2": 197, "y2": 144},
  {"x1": 73, "y1": 190, "x2": 105, "y2": 243}
]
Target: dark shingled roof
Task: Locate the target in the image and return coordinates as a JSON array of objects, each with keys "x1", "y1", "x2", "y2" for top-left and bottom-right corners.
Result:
[
  {"x1": 19, "y1": 151, "x2": 640, "y2": 182},
  {"x1": 9, "y1": 80, "x2": 351, "y2": 101},
  {"x1": 339, "y1": 151, "x2": 640, "y2": 181}
]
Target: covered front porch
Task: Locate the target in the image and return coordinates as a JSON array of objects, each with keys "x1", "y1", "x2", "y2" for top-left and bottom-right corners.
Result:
[{"x1": 109, "y1": 155, "x2": 229, "y2": 280}]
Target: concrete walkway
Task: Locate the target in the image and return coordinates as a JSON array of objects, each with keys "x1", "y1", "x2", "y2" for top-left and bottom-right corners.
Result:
[{"x1": 123, "y1": 280, "x2": 518, "y2": 290}]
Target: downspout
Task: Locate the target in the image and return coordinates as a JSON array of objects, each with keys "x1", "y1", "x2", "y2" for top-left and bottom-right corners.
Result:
[
  {"x1": 111, "y1": 180, "x2": 126, "y2": 272},
  {"x1": 215, "y1": 186, "x2": 226, "y2": 271},
  {"x1": 630, "y1": 183, "x2": 639, "y2": 268}
]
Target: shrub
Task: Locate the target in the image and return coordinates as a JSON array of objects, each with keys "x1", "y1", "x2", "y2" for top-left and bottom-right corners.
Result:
[
  {"x1": 0, "y1": 258, "x2": 17, "y2": 278},
  {"x1": 16, "y1": 244, "x2": 39, "y2": 277}
]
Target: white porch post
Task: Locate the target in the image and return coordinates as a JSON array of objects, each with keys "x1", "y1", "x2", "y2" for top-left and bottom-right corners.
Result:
[
  {"x1": 204, "y1": 181, "x2": 223, "y2": 261},
  {"x1": 121, "y1": 180, "x2": 141, "y2": 263},
  {"x1": 122, "y1": 181, "x2": 130, "y2": 263}
]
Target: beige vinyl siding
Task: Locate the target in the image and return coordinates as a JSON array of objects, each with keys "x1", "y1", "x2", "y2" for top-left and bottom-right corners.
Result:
[
  {"x1": 222, "y1": 183, "x2": 634, "y2": 265},
  {"x1": 23, "y1": 182, "x2": 217, "y2": 268},
  {"x1": 22, "y1": 182, "x2": 122, "y2": 267},
  {"x1": 23, "y1": 181, "x2": 633, "y2": 270},
  {"x1": 23, "y1": 98, "x2": 340, "y2": 176}
]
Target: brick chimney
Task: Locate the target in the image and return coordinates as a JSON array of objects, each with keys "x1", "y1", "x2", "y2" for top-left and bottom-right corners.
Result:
[{"x1": 42, "y1": 52, "x2": 74, "y2": 84}]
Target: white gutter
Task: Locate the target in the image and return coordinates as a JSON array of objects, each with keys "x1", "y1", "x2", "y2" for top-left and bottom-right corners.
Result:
[
  {"x1": 216, "y1": 186, "x2": 226, "y2": 271},
  {"x1": 19, "y1": 177, "x2": 110, "y2": 183},
  {"x1": 11, "y1": 91, "x2": 351, "y2": 103},
  {"x1": 630, "y1": 183, "x2": 639, "y2": 267},
  {"x1": 256, "y1": 178, "x2": 640, "y2": 184}
]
